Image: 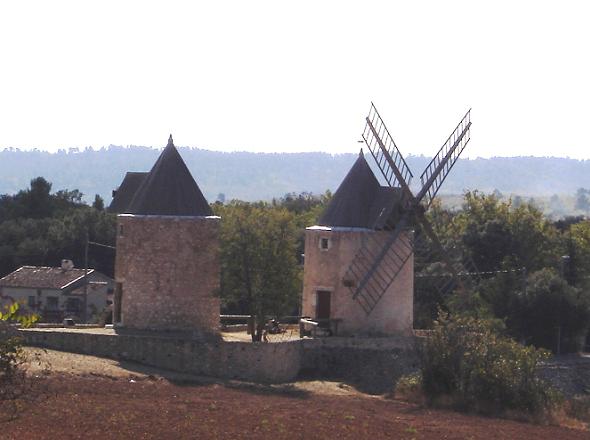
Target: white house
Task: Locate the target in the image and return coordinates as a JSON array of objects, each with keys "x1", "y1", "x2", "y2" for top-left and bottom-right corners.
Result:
[{"x1": 0, "y1": 262, "x2": 114, "y2": 323}]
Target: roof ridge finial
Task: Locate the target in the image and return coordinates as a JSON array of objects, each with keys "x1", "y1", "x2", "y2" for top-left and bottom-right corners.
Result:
[
  {"x1": 359, "y1": 147, "x2": 364, "y2": 157},
  {"x1": 167, "y1": 134, "x2": 174, "y2": 147}
]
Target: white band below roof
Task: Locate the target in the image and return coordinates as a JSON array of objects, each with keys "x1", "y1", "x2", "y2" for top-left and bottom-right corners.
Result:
[
  {"x1": 118, "y1": 214, "x2": 221, "y2": 220},
  {"x1": 306, "y1": 225, "x2": 373, "y2": 232}
]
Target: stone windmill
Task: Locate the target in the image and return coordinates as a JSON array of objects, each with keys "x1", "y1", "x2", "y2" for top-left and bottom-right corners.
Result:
[
  {"x1": 302, "y1": 104, "x2": 472, "y2": 336},
  {"x1": 111, "y1": 136, "x2": 221, "y2": 337}
]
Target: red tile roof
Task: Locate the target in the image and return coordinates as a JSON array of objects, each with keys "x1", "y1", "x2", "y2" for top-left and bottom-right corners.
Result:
[{"x1": 0, "y1": 266, "x2": 95, "y2": 290}]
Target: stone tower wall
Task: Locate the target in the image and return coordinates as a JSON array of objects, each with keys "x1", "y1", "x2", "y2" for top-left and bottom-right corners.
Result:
[
  {"x1": 114, "y1": 215, "x2": 220, "y2": 335},
  {"x1": 302, "y1": 228, "x2": 413, "y2": 336}
]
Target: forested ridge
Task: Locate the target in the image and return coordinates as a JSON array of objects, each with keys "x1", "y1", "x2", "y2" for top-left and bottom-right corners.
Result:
[{"x1": 2, "y1": 147, "x2": 590, "y2": 205}]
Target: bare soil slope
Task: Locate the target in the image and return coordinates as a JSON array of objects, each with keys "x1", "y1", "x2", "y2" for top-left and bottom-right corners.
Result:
[{"x1": 2, "y1": 348, "x2": 587, "y2": 440}]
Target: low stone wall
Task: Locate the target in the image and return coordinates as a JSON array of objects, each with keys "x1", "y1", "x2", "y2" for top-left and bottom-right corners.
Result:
[
  {"x1": 21, "y1": 329, "x2": 420, "y2": 391},
  {"x1": 538, "y1": 355, "x2": 590, "y2": 397},
  {"x1": 301, "y1": 336, "x2": 420, "y2": 394},
  {"x1": 21, "y1": 329, "x2": 302, "y2": 384}
]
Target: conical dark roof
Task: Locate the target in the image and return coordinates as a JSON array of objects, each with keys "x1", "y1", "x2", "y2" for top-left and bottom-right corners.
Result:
[
  {"x1": 108, "y1": 172, "x2": 148, "y2": 214},
  {"x1": 126, "y1": 135, "x2": 213, "y2": 216},
  {"x1": 318, "y1": 152, "x2": 403, "y2": 230}
]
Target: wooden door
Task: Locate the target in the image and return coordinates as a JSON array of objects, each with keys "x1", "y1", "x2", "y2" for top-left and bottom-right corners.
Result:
[
  {"x1": 316, "y1": 290, "x2": 331, "y2": 321},
  {"x1": 114, "y1": 282, "x2": 123, "y2": 324}
]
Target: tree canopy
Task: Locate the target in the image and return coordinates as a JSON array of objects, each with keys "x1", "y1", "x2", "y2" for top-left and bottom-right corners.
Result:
[
  {"x1": 0, "y1": 178, "x2": 116, "y2": 278},
  {"x1": 215, "y1": 201, "x2": 304, "y2": 341}
]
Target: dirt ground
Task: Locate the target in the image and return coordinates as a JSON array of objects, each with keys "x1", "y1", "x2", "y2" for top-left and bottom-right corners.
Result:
[{"x1": 1, "y1": 348, "x2": 588, "y2": 440}]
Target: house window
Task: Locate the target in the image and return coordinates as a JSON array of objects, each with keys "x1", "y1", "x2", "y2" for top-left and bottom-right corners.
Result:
[
  {"x1": 27, "y1": 296, "x2": 36, "y2": 309},
  {"x1": 319, "y1": 237, "x2": 331, "y2": 251},
  {"x1": 46, "y1": 297, "x2": 59, "y2": 311},
  {"x1": 66, "y1": 298, "x2": 81, "y2": 313}
]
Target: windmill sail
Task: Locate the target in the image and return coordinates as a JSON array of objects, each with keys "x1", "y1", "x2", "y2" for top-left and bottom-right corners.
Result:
[
  {"x1": 346, "y1": 104, "x2": 475, "y2": 315},
  {"x1": 343, "y1": 213, "x2": 413, "y2": 314},
  {"x1": 418, "y1": 109, "x2": 471, "y2": 208},
  {"x1": 363, "y1": 102, "x2": 413, "y2": 192}
]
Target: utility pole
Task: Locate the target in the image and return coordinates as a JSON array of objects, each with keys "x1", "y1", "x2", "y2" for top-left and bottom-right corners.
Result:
[
  {"x1": 557, "y1": 255, "x2": 570, "y2": 355},
  {"x1": 84, "y1": 230, "x2": 89, "y2": 323}
]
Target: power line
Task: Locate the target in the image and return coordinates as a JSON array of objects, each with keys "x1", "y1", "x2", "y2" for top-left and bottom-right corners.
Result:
[
  {"x1": 416, "y1": 267, "x2": 526, "y2": 278},
  {"x1": 88, "y1": 241, "x2": 116, "y2": 250}
]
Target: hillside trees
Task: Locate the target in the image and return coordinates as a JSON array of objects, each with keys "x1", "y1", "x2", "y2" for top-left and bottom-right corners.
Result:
[
  {"x1": 457, "y1": 191, "x2": 560, "y2": 272},
  {"x1": 0, "y1": 178, "x2": 116, "y2": 278},
  {"x1": 515, "y1": 269, "x2": 590, "y2": 351},
  {"x1": 568, "y1": 220, "x2": 590, "y2": 287},
  {"x1": 418, "y1": 191, "x2": 590, "y2": 353},
  {"x1": 575, "y1": 188, "x2": 590, "y2": 213}
]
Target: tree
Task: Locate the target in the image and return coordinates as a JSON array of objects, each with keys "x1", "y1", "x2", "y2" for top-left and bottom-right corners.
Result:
[
  {"x1": 0, "y1": 178, "x2": 116, "y2": 277},
  {"x1": 274, "y1": 191, "x2": 331, "y2": 265},
  {"x1": 457, "y1": 191, "x2": 559, "y2": 273},
  {"x1": 575, "y1": 188, "x2": 590, "y2": 213},
  {"x1": 92, "y1": 194, "x2": 105, "y2": 211},
  {"x1": 22, "y1": 177, "x2": 53, "y2": 218},
  {"x1": 418, "y1": 312, "x2": 557, "y2": 415},
  {"x1": 513, "y1": 269, "x2": 590, "y2": 352},
  {"x1": 568, "y1": 220, "x2": 590, "y2": 287},
  {"x1": 216, "y1": 193, "x2": 226, "y2": 204},
  {"x1": 217, "y1": 202, "x2": 301, "y2": 341},
  {"x1": 549, "y1": 194, "x2": 565, "y2": 216}
]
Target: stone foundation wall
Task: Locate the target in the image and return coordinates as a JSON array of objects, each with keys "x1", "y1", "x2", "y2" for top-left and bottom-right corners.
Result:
[
  {"x1": 300, "y1": 337, "x2": 420, "y2": 394},
  {"x1": 115, "y1": 215, "x2": 220, "y2": 335},
  {"x1": 21, "y1": 329, "x2": 419, "y2": 391},
  {"x1": 538, "y1": 355, "x2": 590, "y2": 397},
  {"x1": 22, "y1": 329, "x2": 301, "y2": 383}
]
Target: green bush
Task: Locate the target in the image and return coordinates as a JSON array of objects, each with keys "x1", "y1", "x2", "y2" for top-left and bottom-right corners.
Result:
[
  {"x1": 565, "y1": 396, "x2": 590, "y2": 423},
  {"x1": 514, "y1": 269, "x2": 590, "y2": 352},
  {"x1": 0, "y1": 302, "x2": 40, "y2": 416},
  {"x1": 420, "y1": 312, "x2": 560, "y2": 415}
]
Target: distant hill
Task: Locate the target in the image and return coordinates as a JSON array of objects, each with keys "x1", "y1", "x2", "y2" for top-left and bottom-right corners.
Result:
[{"x1": 1, "y1": 146, "x2": 589, "y2": 205}]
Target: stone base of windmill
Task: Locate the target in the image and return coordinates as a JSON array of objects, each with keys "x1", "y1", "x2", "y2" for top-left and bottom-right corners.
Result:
[
  {"x1": 301, "y1": 227, "x2": 414, "y2": 337},
  {"x1": 113, "y1": 214, "x2": 221, "y2": 340}
]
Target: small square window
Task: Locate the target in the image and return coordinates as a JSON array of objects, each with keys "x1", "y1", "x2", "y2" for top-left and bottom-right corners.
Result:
[
  {"x1": 66, "y1": 298, "x2": 81, "y2": 313},
  {"x1": 320, "y1": 237, "x2": 330, "y2": 250},
  {"x1": 46, "y1": 297, "x2": 59, "y2": 311}
]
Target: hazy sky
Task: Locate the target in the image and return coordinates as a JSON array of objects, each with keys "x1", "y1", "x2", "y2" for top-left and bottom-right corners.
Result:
[{"x1": 1, "y1": 1, "x2": 589, "y2": 159}]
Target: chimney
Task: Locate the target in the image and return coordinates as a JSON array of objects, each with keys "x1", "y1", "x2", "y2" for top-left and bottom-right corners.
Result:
[{"x1": 61, "y1": 259, "x2": 75, "y2": 271}]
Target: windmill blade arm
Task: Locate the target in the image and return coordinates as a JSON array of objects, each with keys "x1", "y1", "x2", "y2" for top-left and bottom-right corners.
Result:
[
  {"x1": 415, "y1": 210, "x2": 464, "y2": 292},
  {"x1": 343, "y1": 212, "x2": 413, "y2": 315},
  {"x1": 417, "y1": 109, "x2": 471, "y2": 207},
  {"x1": 363, "y1": 103, "x2": 413, "y2": 194}
]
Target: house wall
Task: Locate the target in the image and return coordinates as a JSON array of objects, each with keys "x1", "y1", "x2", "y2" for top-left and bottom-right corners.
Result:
[
  {"x1": 302, "y1": 227, "x2": 414, "y2": 336},
  {"x1": 114, "y1": 215, "x2": 220, "y2": 336},
  {"x1": 0, "y1": 286, "x2": 61, "y2": 313},
  {"x1": 0, "y1": 271, "x2": 114, "y2": 322},
  {"x1": 69, "y1": 272, "x2": 115, "y2": 321}
]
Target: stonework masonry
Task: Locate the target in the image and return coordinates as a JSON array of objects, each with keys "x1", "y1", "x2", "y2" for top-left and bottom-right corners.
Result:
[
  {"x1": 21, "y1": 328, "x2": 418, "y2": 388},
  {"x1": 114, "y1": 214, "x2": 220, "y2": 336},
  {"x1": 302, "y1": 227, "x2": 414, "y2": 336},
  {"x1": 21, "y1": 329, "x2": 302, "y2": 383},
  {"x1": 22, "y1": 328, "x2": 590, "y2": 395}
]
